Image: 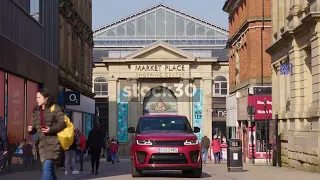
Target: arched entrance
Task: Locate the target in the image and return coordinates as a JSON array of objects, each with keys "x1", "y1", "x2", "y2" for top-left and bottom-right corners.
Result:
[{"x1": 143, "y1": 86, "x2": 177, "y2": 115}]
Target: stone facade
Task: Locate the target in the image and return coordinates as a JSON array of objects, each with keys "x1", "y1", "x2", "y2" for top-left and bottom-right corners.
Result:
[
  {"x1": 266, "y1": 0, "x2": 320, "y2": 173},
  {"x1": 93, "y1": 41, "x2": 229, "y2": 155},
  {"x1": 59, "y1": 0, "x2": 94, "y2": 97}
]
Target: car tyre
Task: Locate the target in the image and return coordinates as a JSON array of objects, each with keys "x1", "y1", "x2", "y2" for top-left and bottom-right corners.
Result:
[{"x1": 131, "y1": 159, "x2": 142, "y2": 177}]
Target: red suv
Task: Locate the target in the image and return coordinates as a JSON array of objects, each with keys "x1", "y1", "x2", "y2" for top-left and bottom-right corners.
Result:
[{"x1": 128, "y1": 115, "x2": 202, "y2": 178}]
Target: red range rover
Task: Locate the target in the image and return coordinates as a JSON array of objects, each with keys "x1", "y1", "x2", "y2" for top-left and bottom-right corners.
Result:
[{"x1": 128, "y1": 115, "x2": 202, "y2": 178}]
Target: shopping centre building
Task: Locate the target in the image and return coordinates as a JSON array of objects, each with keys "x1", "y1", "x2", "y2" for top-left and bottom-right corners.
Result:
[{"x1": 92, "y1": 4, "x2": 229, "y2": 155}]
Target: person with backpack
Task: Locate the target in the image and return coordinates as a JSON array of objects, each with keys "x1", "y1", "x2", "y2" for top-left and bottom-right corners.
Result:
[
  {"x1": 28, "y1": 88, "x2": 66, "y2": 180},
  {"x1": 110, "y1": 138, "x2": 119, "y2": 164},
  {"x1": 0, "y1": 116, "x2": 8, "y2": 172}
]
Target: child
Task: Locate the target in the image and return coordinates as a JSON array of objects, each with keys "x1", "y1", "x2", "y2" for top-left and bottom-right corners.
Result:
[{"x1": 110, "y1": 138, "x2": 118, "y2": 164}]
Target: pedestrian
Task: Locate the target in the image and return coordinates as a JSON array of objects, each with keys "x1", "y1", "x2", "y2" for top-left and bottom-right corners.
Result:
[
  {"x1": 22, "y1": 139, "x2": 34, "y2": 169},
  {"x1": 64, "y1": 134, "x2": 79, "y2": 175},
  {"x1": 211, "y1": 135, "x2": 221, "y2": 164},
  {"x1": 0, "y1": 116, "x2": 8, "y2": 172},
  {"x1": 115, "y1": 138, "x2": 120, "y2": 163},
  {"x1": 28, "y1": 88, "x2": 67, "y2": 180},
  {"x1": 87, "y1": 123, "x2": 105, "y2": 175},
  {"x1": 110, "y1": 138, "x2": 118, "y2": 164},
  {"x1": 201, "y1": 134, "x2": 210, "y2": 164},
  {"x1": 74, "y1": 129, "x2": 86, "y2": 171}
]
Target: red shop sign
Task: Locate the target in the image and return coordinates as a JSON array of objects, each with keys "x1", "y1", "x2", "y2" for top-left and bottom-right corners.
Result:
[{"x1": 247, "y1": 95, "x2": 272, "y2": 120}]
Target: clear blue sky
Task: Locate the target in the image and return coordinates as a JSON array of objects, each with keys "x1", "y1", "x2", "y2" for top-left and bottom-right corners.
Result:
[{"x1": 92, "y1": 0, "x2": 228, "y2": 30}]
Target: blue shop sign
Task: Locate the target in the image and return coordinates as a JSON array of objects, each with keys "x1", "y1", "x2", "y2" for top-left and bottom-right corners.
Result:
[{"x1": 280, "y1": 63, "x2": 293, "y2": 75}]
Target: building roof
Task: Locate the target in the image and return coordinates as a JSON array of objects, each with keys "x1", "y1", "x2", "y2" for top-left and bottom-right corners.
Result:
[{"x1": 93, "y1": 3, "x2": 228, "y2": 42}]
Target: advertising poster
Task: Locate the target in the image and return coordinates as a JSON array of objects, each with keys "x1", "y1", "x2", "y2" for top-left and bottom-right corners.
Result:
[
  {"x1": 26, "y1": 81, "x2": 39, "y2": 141},
  {"x1": 72, "y1": 112, "x2": 82, "y2": 130},
  {"x1": 247, "y1": 96, "x2": 272, "y2": 120},
  {"x1": 0, "y1": 71, "x2": 4, "y2": 119},
  {"x1": 85, "y1": 114, "x2": 92, "y2": 139},
  {"x1": 8, "y1": 74, "x2": 25, "y2": 143},
  {"x1": 193, "y1": 89, "x2": 203, "y2": 141},
  {"x1": 117, "y1": 89, "x2": 128, "y2": 143}
]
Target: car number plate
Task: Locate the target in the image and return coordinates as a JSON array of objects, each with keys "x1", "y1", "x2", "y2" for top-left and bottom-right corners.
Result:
[{"x1": 158, "y1": 148, "x2": 178, "y2": 153}]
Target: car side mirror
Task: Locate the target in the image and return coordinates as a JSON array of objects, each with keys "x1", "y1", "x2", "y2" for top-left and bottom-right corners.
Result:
[
  {"x1": 194, "y1": 127, "x2": 200, "y2": 133},
  {"x1": 128, "y1": 127, "x2": 135, "y2": 133}
]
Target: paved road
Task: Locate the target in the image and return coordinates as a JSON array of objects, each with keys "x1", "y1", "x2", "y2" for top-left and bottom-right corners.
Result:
[{"x1": 1, "y1": 159, "x2": 320, "y2": 180}]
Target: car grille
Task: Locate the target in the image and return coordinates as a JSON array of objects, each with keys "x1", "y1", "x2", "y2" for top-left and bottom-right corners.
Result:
[
  {"x1": 152, "y1": 140, "x2": 184, "y2": 146},
  {"x1": 148, "y1": 153, "x2": 188, "y2": 164}
]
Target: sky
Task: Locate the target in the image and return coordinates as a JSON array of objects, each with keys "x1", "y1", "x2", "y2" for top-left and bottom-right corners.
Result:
[{"x1": 92, "y1": 0, "x2": 229, "y2": 30}]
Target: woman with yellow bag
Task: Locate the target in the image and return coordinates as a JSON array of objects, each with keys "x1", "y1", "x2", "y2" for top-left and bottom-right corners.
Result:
[{"x1": 28, "y1": 88, "x2": 66, "y2": 180}]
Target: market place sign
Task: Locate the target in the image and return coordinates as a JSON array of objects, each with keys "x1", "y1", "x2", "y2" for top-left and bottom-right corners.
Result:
[{"x1": 133, "y1": 65, "x2": 187, "y2": 78}]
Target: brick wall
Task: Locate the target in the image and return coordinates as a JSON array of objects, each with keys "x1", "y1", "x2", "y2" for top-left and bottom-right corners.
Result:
[{"x1": 226, "y1": 0, "x2": 272, "y2": 90}]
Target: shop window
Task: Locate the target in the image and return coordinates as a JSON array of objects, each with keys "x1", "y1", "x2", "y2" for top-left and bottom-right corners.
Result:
[
  {"x1": 255, "y1": 121, "x2": 269, "y2": 152},
  {"x1": 94, "y1": 77, "x2": 108, "y2": 96},
  {"x1": 214, "y1": 76, "x2": 228, "y2": 95}
]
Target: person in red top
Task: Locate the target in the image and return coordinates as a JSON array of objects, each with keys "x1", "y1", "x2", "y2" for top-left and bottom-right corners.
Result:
[
  {"x1": 75, "y1": 129, "x2": 86, "y2": 171},
  {"x1": 211, "y1": 135, "x2": 221, "y2": 164},
  {"x1": 109, "y1": 138, "x2": 119, "y2": 164}
]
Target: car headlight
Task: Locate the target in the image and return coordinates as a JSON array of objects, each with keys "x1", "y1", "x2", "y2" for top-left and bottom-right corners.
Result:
[
  {"x1": 184, "y1": 140, "x2": 199, "y2": 145},
  {"x1": 136, "y1": 140, "x2": 152, "y2": 145}
]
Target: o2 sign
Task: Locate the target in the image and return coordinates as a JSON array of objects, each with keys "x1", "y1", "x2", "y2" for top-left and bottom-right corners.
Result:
[{"x1": 64, "y1": 91, "x2": 80, "y2": 105}]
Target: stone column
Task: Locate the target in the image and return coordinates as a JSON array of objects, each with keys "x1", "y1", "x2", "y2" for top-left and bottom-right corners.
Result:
[
  {"x1": 310, "y1": 23, "x2": 320, "y2": 116},
  {"x1": 128, "y1": 78, "x2": 139, "y2": 142},
  {"x1": 288, "y1": 38, "x2": 303, "y2": 118},
  {"x1": 108, "y1": 78, "x2": 118, "y2": 139},
  {"x1": 202, "y1": 78, "x2": 213, "y2": 141},
  {"x1": 177, "y1": 78, "x2": 191, "y2": 120}
]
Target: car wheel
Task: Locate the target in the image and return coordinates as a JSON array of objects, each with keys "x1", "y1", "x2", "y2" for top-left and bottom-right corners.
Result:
[{"x1": 131, "y1": 159, "x2": 142, "y2": 177}]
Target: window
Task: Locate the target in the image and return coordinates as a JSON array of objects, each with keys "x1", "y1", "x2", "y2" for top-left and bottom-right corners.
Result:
[
  {"x1": 12, "y1": 0, "x2": 41, "y2": 23},
  {"x1": 30, "y1": 0, "x2": 41, "y2": 22},
  {"x1": 94, "y1": 77, "x2": 108, "y2": 96},
  {"x1": 214, "y1": 76, "x2": 228, "y2": 95}
]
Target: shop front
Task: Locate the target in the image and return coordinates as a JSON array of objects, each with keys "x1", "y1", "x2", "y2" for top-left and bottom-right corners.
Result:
[
  {"x1": 59, "y1": 87, "x2": 95, "y2": 139},
  {"x1": 247, "y1": 95, "x2": 272, "y2": 163}
]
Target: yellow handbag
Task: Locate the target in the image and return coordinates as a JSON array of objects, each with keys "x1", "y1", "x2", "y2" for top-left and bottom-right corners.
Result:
[{"x1": 50, "y1": 105, "x2": 75, "y2": 150}]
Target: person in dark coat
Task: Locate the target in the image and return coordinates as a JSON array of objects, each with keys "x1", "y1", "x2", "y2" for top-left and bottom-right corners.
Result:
[
  {"x1": 28, "y1": 88, "x2": 66, "y2": 180},
  {"x1": 87, "y1": 123, "x2": 105, "y2": 175},
  {"x1": 0, "y1": 116, "x2": 8, "y2": 171}
]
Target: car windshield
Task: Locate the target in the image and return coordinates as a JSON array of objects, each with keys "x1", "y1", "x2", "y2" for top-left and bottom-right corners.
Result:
[{"x1": 136, "y1": 116, "x2": 193, "y2": 133}]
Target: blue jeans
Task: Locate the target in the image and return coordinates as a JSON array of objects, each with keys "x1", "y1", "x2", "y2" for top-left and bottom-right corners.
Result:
[
  {"x1": 75, "y1": 150, "x2": 84, "y2": 170},
  {"x1": 111, "y1": 153, "x2": 116, "y2": 162},
  {"x1": 42, "y1": 160, "x2": 57, "y2": 180},
  {"x1": 202, "y1": 148, "x2": 208, "y2": 162},
  {"x1": 214, "y1": 152, "x2": 220, "y2": 163}
]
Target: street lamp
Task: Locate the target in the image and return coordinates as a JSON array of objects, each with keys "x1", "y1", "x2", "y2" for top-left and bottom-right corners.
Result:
[
  {"x1": 247, "y1": 105, "x2": 255, "y2": 164},
  {"x1": 264, "y1": 98, "x2": 268, "y2": 165}
]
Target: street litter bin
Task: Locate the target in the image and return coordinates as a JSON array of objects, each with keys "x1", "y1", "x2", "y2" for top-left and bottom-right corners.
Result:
[{"x1": 227, "y1": 139, "x2": 243, "y2": 172}]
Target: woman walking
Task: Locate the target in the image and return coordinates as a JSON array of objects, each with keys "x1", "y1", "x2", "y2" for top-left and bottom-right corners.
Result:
[{"x1": 28, "y1": 88, "x2": 66, "y2": 180}]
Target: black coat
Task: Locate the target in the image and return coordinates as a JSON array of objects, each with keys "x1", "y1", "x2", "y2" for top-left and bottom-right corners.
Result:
[
  {"x1": 87, "y1": 129, "x2": 105, "y2": 150},
  {"x1": 0, "y1": 117, "x2": 8, "y2": 151}
]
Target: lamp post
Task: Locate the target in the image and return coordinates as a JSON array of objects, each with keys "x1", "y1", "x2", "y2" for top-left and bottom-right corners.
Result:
[
  {"x1": 247, "y1": 105, "x2": 255, "y2": 164},
  {"x1": 275, "y1": 114, "x2": 280, "y2": 168},
  {"x1": 264, "y1": 98, "x2": 268, "y2": 165}
]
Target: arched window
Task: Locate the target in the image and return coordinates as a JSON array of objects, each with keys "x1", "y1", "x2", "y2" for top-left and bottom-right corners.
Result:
[
  {"x1": 214, "y1": 76, "x2": 228, "y2": 95},
  {"x1": 94, "y1": 77, "x2": 108, "y2": 96}
]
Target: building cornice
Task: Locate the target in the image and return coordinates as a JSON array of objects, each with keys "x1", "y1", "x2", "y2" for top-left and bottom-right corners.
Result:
[
  {"x1": 59, "y1": 0, "x2": 94, "y2": 47},
  {"x1": 222, "y1": 0, "x2": 241, "y2": 14},
  {"x1": 227, "y1": 17, "x2": 272, "y2": 48},
  {"x1": 266, "y1": 12, "x2": 320, "y2": 55},
  {"x1": 266, "y1": 30, "x2": 293, "y2": 55}
]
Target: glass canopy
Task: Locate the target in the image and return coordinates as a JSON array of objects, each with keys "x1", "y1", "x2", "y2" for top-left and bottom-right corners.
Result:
[{"x1": 93, "y1": 7, "x2": 228, "y2": 41}]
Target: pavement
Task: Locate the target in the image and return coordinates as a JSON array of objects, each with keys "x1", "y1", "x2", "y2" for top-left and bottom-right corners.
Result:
[{"x1": 1, "y1": 159, "x2": 320, "y2": 180}]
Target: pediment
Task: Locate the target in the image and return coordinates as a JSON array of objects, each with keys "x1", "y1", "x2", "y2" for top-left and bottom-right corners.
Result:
[{"x1": 125, "y1": 41, "x2": 194, "y2": 60}]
